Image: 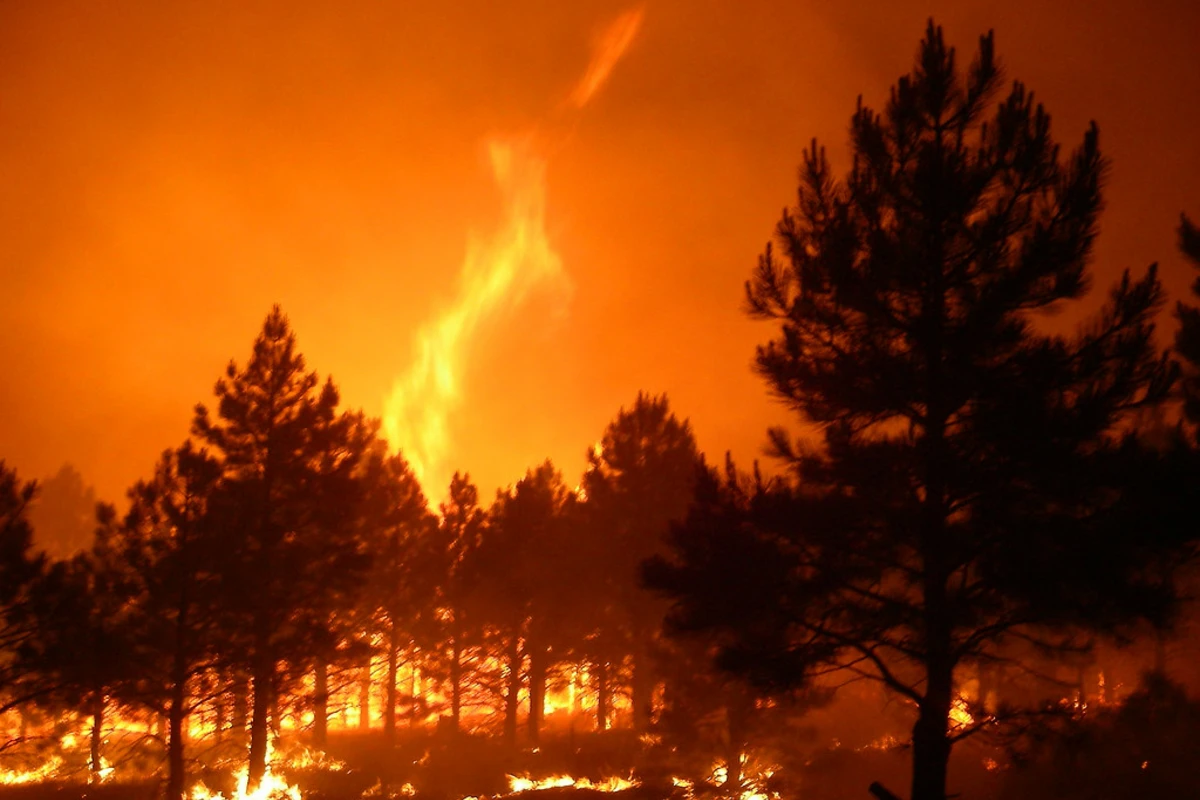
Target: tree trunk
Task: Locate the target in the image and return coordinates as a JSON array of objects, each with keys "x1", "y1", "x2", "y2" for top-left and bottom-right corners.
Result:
[
  {"x1": 89, "y1": 692, "x2": 104, "y2": 783},
  {"x1": 503, "y1": 633, "x2": 522, "y2": 745},
  {"x1": 359, "y1": 658, "x2": 371, "y2": 730},
  {"x1": 385, "y1": 619, "x2": 400, "y2": 743},
  {"x1": 527, "y1": 644, "x2": 548, "y2": 744},
  {"x1": 595, "y1": 660, "x2": 609, "y2": 731},
  {"x1": 450, "y1": 612, "x2": 462, "y2": 732},
  {"x1": 410, "y1": 667, "x2": 420, "y2": 729},
  {"x1": 232, "y1": 675, "x2": 249, "y2": 738},
  {"x1": 630, "y1": 638, "x2": 653, "y2": 731},
  {"x1": 215, "y1": 694, "x2": 226, "y2": 743},
  {"x1": 910, "y1": 656, "x2": 952, "y2": 800},
  {"x1": 724, "y1": 698, "x2": 747, "y2": 798},
  {"x1": 313, "y1": 659, "x2": 329, "y2": 747},
  {"x1": 247, "y1": 651, "x2": 273, "y2": 791},
  {"x1": 166, "y1": 664, "x2": 189, "y2": 800}
]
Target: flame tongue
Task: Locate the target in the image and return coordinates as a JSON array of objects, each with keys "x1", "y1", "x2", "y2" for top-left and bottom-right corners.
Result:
[
  {"x1": 382, "y1": 8, "x2": 644, "y2": 490},
  {"x1": 570, "y1": 9, "x2": 645, "y2": 109},
  {"x1": 383, "y1": 134, "x2": 562, "y2": 488}
]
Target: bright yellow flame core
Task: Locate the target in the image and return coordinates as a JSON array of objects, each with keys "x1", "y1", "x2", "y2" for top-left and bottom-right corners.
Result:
[
  {"x1": 382, "y1": 135, "x2": 565, "y2": 491},
  {"x1": 0, "y1": 757, "x2": 64, "y2": 785},
  {"x1": 190, "y1": 744, "x2": 302, "y2": 800}
]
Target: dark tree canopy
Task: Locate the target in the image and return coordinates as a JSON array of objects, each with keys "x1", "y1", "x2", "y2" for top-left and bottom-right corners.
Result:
[
  {"x1": 581, "y1": 392, "x2": 700, "y2": 730},
  {"x1": 654, "y1": 22, "x2": 1183, "y2": 800},
  {"x1": 192, "y1": 305, "x2": 374, "y2": 787},
  {"x1": 0, "y1": 463, "x2": 48, "y2": 710},
  {"x1": 1174, "y1": 213, "x2": 1200, "y2": 426}
]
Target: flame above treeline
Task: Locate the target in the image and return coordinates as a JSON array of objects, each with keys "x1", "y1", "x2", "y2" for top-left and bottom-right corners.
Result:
[{"x1": 382, "y1": 8, "x2": 644, "y2": 491}]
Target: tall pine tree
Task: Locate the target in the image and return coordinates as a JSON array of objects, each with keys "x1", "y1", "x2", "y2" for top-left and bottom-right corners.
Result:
[
  {"x1": 659, "y1": 23, "x2": 1181, "y2": 800},
  {"x1": 193, "y1": 306, "x2": 373, "y2": 786}
]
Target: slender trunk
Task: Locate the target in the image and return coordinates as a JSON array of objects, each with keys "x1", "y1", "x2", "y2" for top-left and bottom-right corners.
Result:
[
  {"x1": 167, "y1": 680, "x2": 187, "y2": 800},
  {"x1": 89, "y1": 692, "x2": 104, "y2": 782},
  {"x1": 630, "y1": 637, "x2": 653, "y2": 732},
  {"x1": 385, "y1": 619, "x2": 399, "y2": 743},
  {"x1": 313, "y1": 659, "x2": 329, "y2": 747},
  {"x1": 503, "y1": 633, "x2": 522, "y2": 745},
  {"x1": 595, "y1": 660, "x2": 609, "y2": 731},
  {"x1": 215, "y1": 693, "x2": 226, "y2": 743},
  {"x1": 359, "y1": 658, "x2": 371, "y2": 730},
  {"x1": 450, "y1": 610, "x2": 462, "y2": 731},
  {"x1": 724, "y1": 698, "x2": 746, "y2": 798},
  {"x1": 527, "y1": 644, "x2": 547, "y2": 744},
  {"x1": 232, "y1": 675, "x2": 249, "y2": 738},
  {"x1": 247, "y1": 647, "x2": 273, "y2": 791},
  {"x1": 409, "y1": 667, "x2": 419, "y2": 729},
  {"x1": 166, "y1": 654, "x2": 189, "y2": 800}
]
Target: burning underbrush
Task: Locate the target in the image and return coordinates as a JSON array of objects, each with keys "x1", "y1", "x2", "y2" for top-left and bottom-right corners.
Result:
[{"x1": 0, "y1": 645, "x2": 1194, "y2": 800}]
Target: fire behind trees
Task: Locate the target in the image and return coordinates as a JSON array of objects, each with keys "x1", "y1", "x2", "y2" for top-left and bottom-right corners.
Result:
[{"x1": 0, "y1": 19, "x2": 1198, "y2": 800}]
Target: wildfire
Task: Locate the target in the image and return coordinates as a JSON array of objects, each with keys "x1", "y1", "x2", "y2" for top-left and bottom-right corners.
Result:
[
  {"x1": 191, "y1": 743, "x2": 303, "y2": 800},
  {"x1": 0, "y1": 757, "x2": 63, "y2": 785},
  {"x1": 948, "y1": 695, "x2": 974, "y2": 731},
  {"x1": 190, "y1": 767, "x2": 301, "y2": 800},
  {"x1": 279, "y1": 745, "x2": 346, "y2": 772},
  {"x1": 382, "y1": 8, "x2": 644, "y2": 490},
  {"x1": 670, "y1": 756, "x2": 780, "y2": 800},
  {"x1": 506, "y1": 775, "x2": 637, "y2": 794}
]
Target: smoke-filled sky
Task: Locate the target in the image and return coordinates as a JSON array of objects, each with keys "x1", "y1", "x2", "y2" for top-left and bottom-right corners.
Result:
[{"x1": 2, "y1": 0, "x2": 1198, "y2": 505}]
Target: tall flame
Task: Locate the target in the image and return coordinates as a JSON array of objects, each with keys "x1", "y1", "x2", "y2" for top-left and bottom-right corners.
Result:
[
  {"x1": 382, "y1": 8, "x2": 644, "y2": 493},
  {"x1": 569, "y1": 9, "x2": 644, "y2": 109}
]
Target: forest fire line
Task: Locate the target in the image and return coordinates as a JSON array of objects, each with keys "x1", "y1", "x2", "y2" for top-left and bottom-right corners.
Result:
[{"x1": 0, "y1": 655, "x2": 1136, "y2": 795}]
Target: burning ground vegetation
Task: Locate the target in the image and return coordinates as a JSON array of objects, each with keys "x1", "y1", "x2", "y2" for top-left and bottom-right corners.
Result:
[{"x1": 0, "y1": 632, "x2": 1198, "y2": 800}]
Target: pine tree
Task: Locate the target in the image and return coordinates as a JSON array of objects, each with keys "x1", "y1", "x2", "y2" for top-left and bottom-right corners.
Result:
[
  {"x1": 192, "y1": 305, "x2": 373, "y2": 786},
  {"x1": 1174, "y1": 213, "x2": 1200, "y2": 425},
  {"x1": 0, "y1": 463, "x2": 47, "y2": 711},
  {"x1": 480, "y1": 460, "x2": 575, "y2": 743},
  {"x1": 662, "y1": 22, "x2": 1179, "y2": 800},
  {"x1": 427, "y1": 472, "x2": 486, "y2": 733},
  {"x1": 581, "y1": 393, "x2": 700, "y2": 731},
  {"x1": 119, "y1": 442, "x2": 223, "y2": 800},
  {"x1": 356, "y1": 443, "x2": 437, "y2": 743}
]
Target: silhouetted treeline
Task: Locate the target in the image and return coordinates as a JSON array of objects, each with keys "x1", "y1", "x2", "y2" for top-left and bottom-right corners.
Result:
[{"x1": 0, "y1": 307, "x2": 724, "y2": 800}]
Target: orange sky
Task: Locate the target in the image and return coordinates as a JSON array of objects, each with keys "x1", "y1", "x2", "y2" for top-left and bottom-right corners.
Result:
[{"x1": 2, "y1": 0, "x2": 1198, "y2": 506}]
